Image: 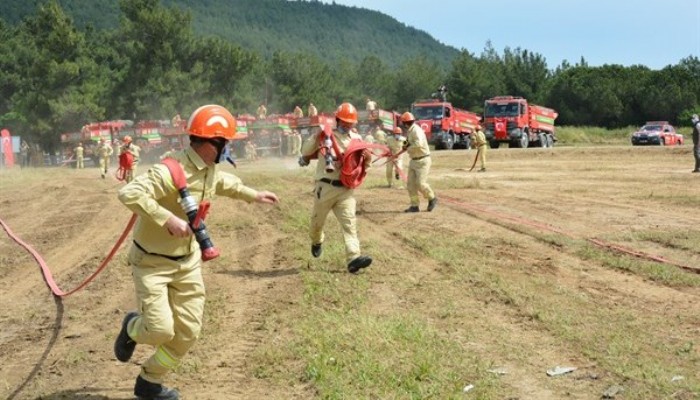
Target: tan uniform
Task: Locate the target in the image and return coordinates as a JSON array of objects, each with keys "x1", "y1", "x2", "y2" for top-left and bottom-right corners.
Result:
[
  {"x1": 257, "y1": 105, "x2": 267, "y2": 119},
  {"x1": 363, "y1": 134, "x2": 375, "y2": 144},
  {"x1": 293, "y1": 107, "x2": 304, "y2": 118},
  {"x1": 245, "y1": 141, "x2": 257, "y2": 161},
  {"x1": 121, "y1": 143, "x2": 142, "y2": 183},
  {"x1": 95, "y1": 141, "x2": 113, "y2": 177},
  {"x1": 291, "y1": 131, "x2": 302, "y2": 156},
  {"x1": 118, "y1": 147, "x2": 259, "y2": 384},
  {"x1": 386, "y1": 134, "x2": 407, "y2": 187},
  {"x1": 308, "y1": 104, "x2": 318, "y2": 117},
  {"x1": 301, "y1": 128, "x2": 366, "y2": 264},
  {"x1": 74, "y1": 145, "x2": 84, "y2": 169},
  {"x1": 471, "y1": 128, "x2": 487, "y2": 171},
  {"x1": 405, "y1": 123, "x2": 435, "y2": 207},
  {"x1": 372, "y1": 127, "x2": 387, "y2": 144}
]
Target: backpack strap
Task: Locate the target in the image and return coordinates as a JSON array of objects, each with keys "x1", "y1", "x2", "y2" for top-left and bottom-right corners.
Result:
[{"x1": 161, "y1": 157, "x2": 187, "y2": 191}]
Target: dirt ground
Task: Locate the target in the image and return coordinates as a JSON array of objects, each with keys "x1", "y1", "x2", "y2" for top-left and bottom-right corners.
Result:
[{"x1": 0, "y1": 144, "x2": 698, "y2": 399}]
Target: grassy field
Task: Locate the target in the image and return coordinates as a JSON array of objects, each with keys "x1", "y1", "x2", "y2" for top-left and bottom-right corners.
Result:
[{"x1": 0, "y1": 142, "x2": 698, "y2": 400}]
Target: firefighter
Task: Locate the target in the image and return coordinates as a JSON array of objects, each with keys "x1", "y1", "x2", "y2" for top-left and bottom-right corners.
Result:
[
  {"x1": 401, "y1": 112, "x2": 437, "y2": 212},
  {"x1": 386, "y1": 127, "x2": 407, "y2": 188},
  {"x1": 256, "y1": 103, "x2": 267, "y2": 119},
  {"x1": 308, "y1": 102, "x2": 318, "y2": 117},
  {"x1": 171, "y1": 113, "x2": 182, "y2": 127},
  {"x1": 121, "y1": 136, "x2": 142, "y2": 183},
  {"x1": 289, "y1": 129, "x2": 302, "y2": 157},
  {"x1": 692, "y1": 114, "x2": 700, "y2": 173},
  {"x1": 74, "y1": 142, "x2": 85, "y2": 169},
  {"x1": 114, "y1": 104, "x2": 279, "y2": 400},
  {"x1": 365, "y1": 97, "x2": 377, "y2": 111},
  {"x1": 20, "y1": 140, "x2": 30, "y2": 168},
  {"x1": 293, "y1": 105, "x2": 304, "y2": 118},
  {"x1": 372, "y1": 124, "x2": 387, "y2": 145},
  {"x1": 244, "y1": 139, "x2": 257, "y2": 161},
  {"x1": 95, "y1": 138, "x2": 113, "y2": 179},
  {"x1": 300, "y1": 102, "x2": 373, "y2": 274},
  {"x1": 470, "y1": 125, "x2": 487, "y2": 172}
]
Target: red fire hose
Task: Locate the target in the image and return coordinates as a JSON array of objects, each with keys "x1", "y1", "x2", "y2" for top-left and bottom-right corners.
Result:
[{"x1": 0, "y1": 214, "x2": 137, "y2": 297}]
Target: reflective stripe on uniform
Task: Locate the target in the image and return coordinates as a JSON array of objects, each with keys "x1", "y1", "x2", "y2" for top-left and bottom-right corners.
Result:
[{"x1": 154, "y1": 345, "x2": 179, "y2": 369}]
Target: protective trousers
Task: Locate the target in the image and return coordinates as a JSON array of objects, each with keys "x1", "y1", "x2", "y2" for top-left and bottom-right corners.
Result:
[
  {"x1": 386, "y1": 154, "x2": 404, "y2": 187},
  {"x1": 293, "y1": 135, "x2": 302, "y2": 156},
  {"x1": 76, "y1": 156, "x2": 84, "y2": 169},
  {"x1": 126, "y1": 245, "x2": 205, "y2": 384},
  {"x1": 126, "y1": 161, "x2": 138, "y2": 183},
  {"x1": 310, "y1": 182, "x2": 361, "y2": 263},
  {"x1": 694, "y1": 143, "x2": 700, "y2": 171},
  {"x1": 476, "y1": 145, "x2": 486, "y2": 169},
  {"x1": 407, "y1": 157, "x2": 435, "y2": 207},
  {"x1": 99, "y1": 156, "x2": 109, "y2": 175}
]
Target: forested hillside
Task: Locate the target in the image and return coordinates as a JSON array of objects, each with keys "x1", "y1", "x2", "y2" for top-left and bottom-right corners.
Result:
[
  {"x1": 0, "y1": 0, "x2": 698, "y2": 152},
  {"x1": 0, "y1": 0, "x2": 459, "y2": 67}
]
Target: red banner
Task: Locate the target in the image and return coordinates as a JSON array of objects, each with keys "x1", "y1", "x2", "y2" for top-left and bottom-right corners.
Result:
[{"x1": 1, "y1": 129, "x2": 14, "y2": 167}]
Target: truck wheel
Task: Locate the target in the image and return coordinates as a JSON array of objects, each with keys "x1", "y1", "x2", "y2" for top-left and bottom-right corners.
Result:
[
  {"x1": 539, "y1": 133, "x2": 547, "y2": 148},
  {"x1": 546, "y1": 134, "x2": 554, "y2": 147},
  {"x1": 462, "y1": 136, "x2": 471, "y2": 150},
  {"x1": 519, "y1": 132, "x2": 530, "y2": 148},
  {"x1": 489, "y1": 140, "x2": 500, "y2": 149}
]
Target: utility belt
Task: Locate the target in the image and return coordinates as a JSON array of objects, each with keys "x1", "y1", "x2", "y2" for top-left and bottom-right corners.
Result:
[
  {"x1": 134, "y1": 240, "x2": 191, "y2": 261},
  {"x1": 319, "y1": 178, "x2": 345, "y2": 187},
  {"x1": 411, "y1": 154, "x2": 430, "y2": 161}
]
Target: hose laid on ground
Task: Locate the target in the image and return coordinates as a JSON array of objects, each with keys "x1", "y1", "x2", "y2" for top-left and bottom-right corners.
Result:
[
  {"x1": 468, "y1": 148, "x2": 481, "y2": 172},
  {"x1": 440, "y1": 195, "x2": 699, "y2": 275},
  {"x1": 0, "y1": 214, "x2": 137, "y2": 297}
]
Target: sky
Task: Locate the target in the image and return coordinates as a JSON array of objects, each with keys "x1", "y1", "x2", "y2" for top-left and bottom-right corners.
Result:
[{"x1": 319, "y1": 0, "x2": 700, "y2": 70}]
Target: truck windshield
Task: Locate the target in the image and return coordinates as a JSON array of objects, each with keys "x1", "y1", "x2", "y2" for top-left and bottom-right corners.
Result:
[
  {"x1": 412, "y1": 105, "x2": 444, "y2": 120},
  {"x1": 484, "y1": 102, "x2": 521, "y2": 117}
]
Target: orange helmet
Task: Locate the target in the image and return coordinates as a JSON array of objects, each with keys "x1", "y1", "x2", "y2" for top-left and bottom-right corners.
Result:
[
  {"x1": 335, "y1": 102, "x2": 358, "y2": 124},
  {"x1": 400, "y1": 112, "x2": 415, "y2": 123},
  {"x1": 187, "y1": 104, "x2": 237, "y2": 140},
  {"x1": 393, "y1": 127, "x2": 402, "y2": 134},
  {"x1": 123, "y1": 136, "x2": 132, "y2": 144}
]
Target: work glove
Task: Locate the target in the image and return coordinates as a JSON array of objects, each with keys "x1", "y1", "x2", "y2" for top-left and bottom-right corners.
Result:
[{"x1": 298, "y1": 156, "x2": 310, "y2": 167}]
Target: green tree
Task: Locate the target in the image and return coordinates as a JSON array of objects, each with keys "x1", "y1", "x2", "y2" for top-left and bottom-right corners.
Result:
[
  {"x1": 390, "y1": 56, "x2": 444, "y2": 111},
  {"x1": 6, "y1": 0, "x2": 108, "y2": 151}
]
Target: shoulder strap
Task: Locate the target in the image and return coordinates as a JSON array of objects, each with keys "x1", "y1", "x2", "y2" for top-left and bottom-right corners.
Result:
[{"x1": 161, "y1": 157, "x2": 187, "y2": 190}]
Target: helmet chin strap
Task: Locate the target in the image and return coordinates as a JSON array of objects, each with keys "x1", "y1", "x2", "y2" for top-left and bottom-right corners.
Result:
[{"x1": 211, "y1": 139, "x2": 227, "y2": 164}]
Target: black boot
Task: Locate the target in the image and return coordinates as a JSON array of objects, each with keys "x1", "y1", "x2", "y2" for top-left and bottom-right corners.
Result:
[
  {"x1": 427, "y1": 197, "x2": 438, "y2": 212},
  {"x1": 348, "y1": 255, "x2": 372, "y2": 273},
  {"x1": 134, "y1": 375, "x2": 179, "y2": 400},
  {"x1": 114, "y1": 311, "x2": 139, "y2": 362},
  {"x1": 404, "y1": 206, "x2": 419, "y2": 213},
  {"x1": 311, "y1": 243, "x2": 322, "y2": 258}
]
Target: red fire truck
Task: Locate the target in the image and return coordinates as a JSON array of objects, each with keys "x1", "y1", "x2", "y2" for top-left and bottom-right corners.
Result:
[
  {"x1": 357, "y1": 109, "x2": 400, "y2": 136},
  {"x1": 483, "y1": 96, "x2": 558, "y2": 148},
  {"x1": 410, "y1": 98, "x2": 481, "y2": 149}
]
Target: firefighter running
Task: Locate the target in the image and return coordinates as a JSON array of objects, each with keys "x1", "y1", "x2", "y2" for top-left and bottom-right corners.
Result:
[
  {"x1": 114, "y1": 104, "x2": 279, "y2": 400},
  {"x1": 299, "y1": 102, "x2": 373, "y2": 273},
  {"x1": 95, "y1": 138, "x2": 113, "y2": 179}
]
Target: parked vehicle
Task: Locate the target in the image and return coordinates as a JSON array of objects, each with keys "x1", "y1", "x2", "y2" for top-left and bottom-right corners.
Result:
[
  {"x1": 248, "y1": 115, "x2": 292, "y2": 157},
  {"x1": 357, "y1": 109, "x2": 400, "y2": 136},
  {"x1": 483, "y1": 96, "x2": 557, "y2": 148},
  {"x1": 630, "y1": 121, "x2": 683, "y2": 146},
  {"x1": 410, "y1": 98, "x2": 481, "y2": 150}
]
